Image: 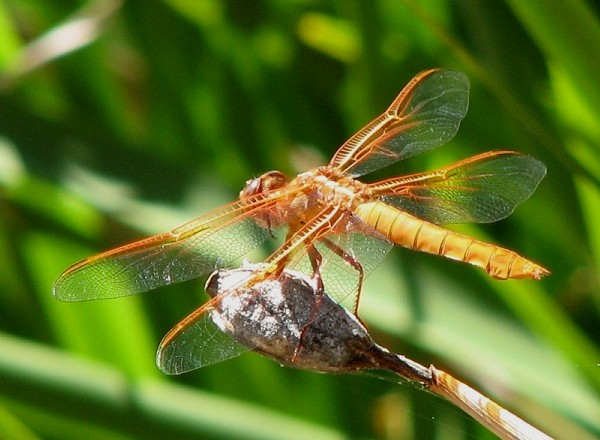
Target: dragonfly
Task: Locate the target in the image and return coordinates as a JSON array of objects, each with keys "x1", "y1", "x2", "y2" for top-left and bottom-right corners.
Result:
[{"x1": 53, "y1": 68, "x2": 549, "y2": 375}]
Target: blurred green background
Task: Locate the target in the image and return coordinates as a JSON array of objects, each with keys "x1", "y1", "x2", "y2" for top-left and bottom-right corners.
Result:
[{"x1": 0, "y1": 1, "x2": 599, "y2": 439}]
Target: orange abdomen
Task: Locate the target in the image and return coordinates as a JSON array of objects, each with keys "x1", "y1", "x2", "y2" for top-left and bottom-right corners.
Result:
[{"x1": 354, "y1": 201, "x2": 548, "y2": 280}]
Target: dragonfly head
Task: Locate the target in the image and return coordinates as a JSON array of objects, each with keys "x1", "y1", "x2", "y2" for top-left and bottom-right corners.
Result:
[{"x1": 240, "y1": 170, "x2": 288, "y2": 200}]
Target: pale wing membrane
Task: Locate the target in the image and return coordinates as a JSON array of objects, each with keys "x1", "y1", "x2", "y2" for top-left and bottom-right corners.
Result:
[
  {"x1": 369, "y1": 151, "x2": 547, "y2": 225},
  {"x1": 330, "y1": 69, "x2": 469, "y2": 177},
  {"x1": 157, "y1": 302, "x2": 249, "y2": 375},
  {"x1": 53, "y1": 193, "x2": 287, "y2": 301}
]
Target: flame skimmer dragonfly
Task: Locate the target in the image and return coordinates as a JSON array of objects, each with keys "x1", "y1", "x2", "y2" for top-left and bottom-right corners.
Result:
[{"x1": 54, "y1": 69, "x2": 548, "y2": 374}]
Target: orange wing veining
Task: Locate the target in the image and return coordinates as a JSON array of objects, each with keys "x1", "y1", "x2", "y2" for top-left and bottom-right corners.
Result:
[
  {"x1": 354, "y1": 201, "x2": 548, "y2": 280},
  {"x1": 329, "y1": 69, "x2": 470, "y2": 177},
  {"x1": 52, "y1": 189, "x2": 295, "y2": 302}
]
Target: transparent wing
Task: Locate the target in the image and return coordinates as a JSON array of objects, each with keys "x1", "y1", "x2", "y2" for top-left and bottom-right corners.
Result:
[
  {"x1": 157, "y1": 299, "x2": 249, "y2": 375},
  {"x1": 368, "y1": 151, "x2": 547, "y2": 224},
  {"x1": 53, "y1": 191, "x2": 291, "y2": 301},
  {"x1": 329, "y1": 69, "x2": 469, "y2": 177}
]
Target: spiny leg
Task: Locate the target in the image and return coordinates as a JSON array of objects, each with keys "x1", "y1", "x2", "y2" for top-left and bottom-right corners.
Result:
[
  {"x1": 292, "y1": 244, "x2": 326, "y2": 362},
  {"x1": 307, "y1": 244, "x2": 325, "y2": 292}
]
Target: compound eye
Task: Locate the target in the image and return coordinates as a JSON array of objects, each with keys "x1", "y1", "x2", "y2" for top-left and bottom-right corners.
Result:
[
  {"x1": 240, "y1": 171, "x2": 288, "y2": 201},
  {"x1": 240, "y1": 177, "x2": 262, "y2": 199}
]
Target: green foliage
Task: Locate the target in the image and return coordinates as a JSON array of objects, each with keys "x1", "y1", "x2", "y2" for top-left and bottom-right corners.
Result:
[{"x1": 0, "y1": 0, "x2": 598, "y2": 439}]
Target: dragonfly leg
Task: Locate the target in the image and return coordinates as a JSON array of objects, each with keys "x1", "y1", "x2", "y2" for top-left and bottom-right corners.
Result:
[
  {"x1": 308, "y1": 244, "x2": 325, "y2": 292},
  {"x1": 292, "y1": 244, "x2": 326, "y2": 362}
]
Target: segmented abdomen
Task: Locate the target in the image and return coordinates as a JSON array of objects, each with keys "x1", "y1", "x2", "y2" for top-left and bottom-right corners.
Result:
[{"x1": 354, "y1": 201, "x2": 548, "y2": 280}]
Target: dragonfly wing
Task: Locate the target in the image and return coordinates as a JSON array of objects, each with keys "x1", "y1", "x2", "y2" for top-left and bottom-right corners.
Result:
[
  {"x1": 157, "y1": 298, "x2": 249, "y2": 375},
  {"x1": 53, "y1": 193, "x2": 286, "y2": 301},
  {"x1": 330, "y1": 69, "x2": 469, "y2": 177},
  {"x1": 368, "y1": 151, "x2": 547, "y2": 224}
]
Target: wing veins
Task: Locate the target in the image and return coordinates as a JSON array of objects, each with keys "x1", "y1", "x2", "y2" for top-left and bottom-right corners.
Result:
[
  {"x1": 367, "y1": 151, "x2": 546, "y2": 225},
  {"x1": 53, "y1": 184, "x2": 304, "y2": 301},
  {"x1": 329, "y1": 69, "x2": 469, "y2": 177}
]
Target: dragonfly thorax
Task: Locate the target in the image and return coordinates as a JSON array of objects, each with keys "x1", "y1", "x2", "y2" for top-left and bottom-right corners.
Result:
[{"x1": 293, "y1": 166, "x2": 371, "y2": 211}]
